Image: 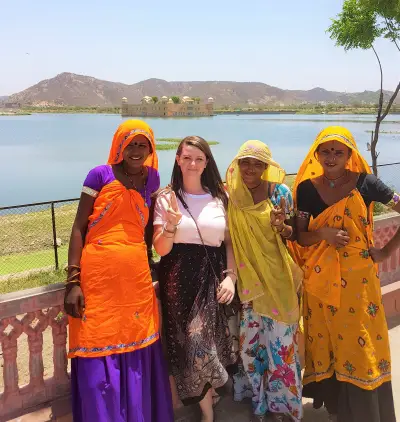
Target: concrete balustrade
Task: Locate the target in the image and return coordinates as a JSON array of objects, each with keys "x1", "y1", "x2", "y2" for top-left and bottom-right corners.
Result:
[{"x1": 1, "y1": 213, "x2": 399, "y2": 420}]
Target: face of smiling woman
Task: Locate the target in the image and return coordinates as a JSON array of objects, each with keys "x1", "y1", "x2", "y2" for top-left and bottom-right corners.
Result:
[
  {"x1": 238, "y1": 157, "x2": 267, "y2": 188},
  {"x1": 122, "y1": 134, "x2": 151, "y2": 172},
  {"x1": 316, "y1": 140, "x2": 351, "y2": 178}
]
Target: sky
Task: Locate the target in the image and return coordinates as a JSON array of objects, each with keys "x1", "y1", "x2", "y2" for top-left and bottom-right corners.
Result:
[{"x1": 1, "y1": 0, "x2": 399, "y2": 96}]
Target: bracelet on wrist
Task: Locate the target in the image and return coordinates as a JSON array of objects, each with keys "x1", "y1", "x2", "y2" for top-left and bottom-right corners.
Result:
[
  {"x1": 168, "y1": 217, "x2": 182, "y2": 227},
  {"x1": 162, "y1": 227, "x2": 175, "y2": 238},
  {"x1": 65, "y1": 273, "x2": 81, "y2": 284},
  {"x1": 223, "y1": 269, "x2": 237, "y2": 278},
  {"x1": 163, "y1": 222, "x2": 177, "y2": 234}
]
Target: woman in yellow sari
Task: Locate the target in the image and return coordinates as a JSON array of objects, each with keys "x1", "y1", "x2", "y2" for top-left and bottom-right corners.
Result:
[
  {"x1": 293, "y1": 126, "x2": 400, "y2": 422},
  {"x1": 226, "y1": 141, "x2": 303, "y2": 422}
]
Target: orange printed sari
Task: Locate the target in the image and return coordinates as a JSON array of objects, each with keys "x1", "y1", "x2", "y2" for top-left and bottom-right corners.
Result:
[
  {"x1": 68, "y1": 120, "x2": 159, "y2": 358},
  {"x1": 290, "y1": 127, "x2": 391, "y2": 390}
]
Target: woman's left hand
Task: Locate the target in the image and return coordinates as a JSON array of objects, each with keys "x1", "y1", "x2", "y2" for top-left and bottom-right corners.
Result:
[
  {"x1": 369, "y1": 247, "x2": 389, "y2": 263},
  {"x1": 271, "y1": 197, "x2": 286, "y2": 231},
  {"x1": 217, "y1": 276, "x2": 236, "y2": 304}
]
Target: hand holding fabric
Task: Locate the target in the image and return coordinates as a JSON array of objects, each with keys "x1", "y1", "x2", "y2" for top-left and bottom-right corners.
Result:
[{"x1": 321, "y1": 227, "x2": 350, "y2": 248}]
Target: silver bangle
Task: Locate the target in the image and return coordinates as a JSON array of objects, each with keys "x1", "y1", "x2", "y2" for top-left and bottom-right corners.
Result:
[
  {"x1": 163, "y1": 222, "x2": 177, "y2": 234},
  {"x1": 223, "y1": 269, "x2": 237, "y2": 278}
]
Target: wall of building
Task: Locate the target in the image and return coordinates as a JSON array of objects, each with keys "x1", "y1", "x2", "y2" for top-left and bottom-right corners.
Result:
[{"x1": 121, "y1": 100, "x2": 214, "y2": 117}]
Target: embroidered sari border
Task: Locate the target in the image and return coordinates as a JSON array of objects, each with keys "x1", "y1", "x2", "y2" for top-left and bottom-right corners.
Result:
[
  {"x1": 69, "y1": 331, "x2": 159, "y2": 356},
  {"x1": 304, "y1": 366, "x2": 391, "y2": 390}
]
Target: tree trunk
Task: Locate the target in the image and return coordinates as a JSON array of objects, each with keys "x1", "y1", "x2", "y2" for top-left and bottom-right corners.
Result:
[
  {"x1": 371, "y1": 46, "x2": 384, "y2": 176},
  {"x1": 370, "y1": 127, "x2": 380, "y2": 176}
]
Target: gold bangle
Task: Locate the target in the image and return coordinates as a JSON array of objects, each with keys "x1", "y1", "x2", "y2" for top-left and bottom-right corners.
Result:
[
  {"x1": 65, "y1": 271, "x2": 81, "y2": 282},
  {"x1": 65, "y1": 264, "x2": 81, "y2": 272},
  {"x1": 65, "y1": 277, "x2": 81, "y2": 284}
]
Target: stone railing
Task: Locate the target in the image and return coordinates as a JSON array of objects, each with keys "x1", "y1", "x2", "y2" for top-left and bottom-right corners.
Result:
[
  {"x1": 374, "y1": 213, "x2": 400, "y2": 286},
  {"x1": 0, "y1": 283, "x2": 69, "y2": 421},
  {"x1": 0, "y1": 213, "x2": 399, "y2": 420}
]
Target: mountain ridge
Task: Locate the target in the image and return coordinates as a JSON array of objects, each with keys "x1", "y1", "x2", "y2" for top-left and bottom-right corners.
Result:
[{"x1": 4, "y1": 72, "x2": 398, "y2": 107}]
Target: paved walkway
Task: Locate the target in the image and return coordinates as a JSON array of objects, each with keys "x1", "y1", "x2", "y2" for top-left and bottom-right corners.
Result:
[{"x1": 10, "y1": 316, "x2": 400, "y2": 422}]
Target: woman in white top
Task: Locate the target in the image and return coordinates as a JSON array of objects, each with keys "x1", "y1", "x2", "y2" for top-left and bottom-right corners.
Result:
[{"x1": 153, "y1": 136, "x2": 238, "y2": 422}]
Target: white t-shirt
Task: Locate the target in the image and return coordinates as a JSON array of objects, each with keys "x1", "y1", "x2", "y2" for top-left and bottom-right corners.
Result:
[{"x1": 153, "y1": 192, "x2": 227, "y2": 247}]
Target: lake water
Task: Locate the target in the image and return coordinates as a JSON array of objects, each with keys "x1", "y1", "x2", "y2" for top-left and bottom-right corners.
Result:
[{"x1": 1, "y1": 113, "x2": 399, "y2": 207}]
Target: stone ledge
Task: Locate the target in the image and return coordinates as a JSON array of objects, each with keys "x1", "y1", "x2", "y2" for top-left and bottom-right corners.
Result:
[{"x1": 382, "y1": 280, "x2": 400, "y2": 320}]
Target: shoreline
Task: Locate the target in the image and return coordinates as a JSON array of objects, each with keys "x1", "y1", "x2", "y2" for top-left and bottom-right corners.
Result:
[{"x1": 1, "y1": 110, "x2": 400, "y2": 118}]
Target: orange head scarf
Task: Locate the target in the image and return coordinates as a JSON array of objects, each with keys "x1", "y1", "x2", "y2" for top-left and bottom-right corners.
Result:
[
  {"x1": 293, "y1": 126, "x2": 371, "y2": 206},
  {"x1": 107, "y1": 119, "x2": 158, "y2": 170}
]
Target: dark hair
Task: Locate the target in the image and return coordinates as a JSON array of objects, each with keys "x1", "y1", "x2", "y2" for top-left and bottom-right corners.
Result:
[{"x1": 171, "y1": 136, "x2": 228, "y2": 208}]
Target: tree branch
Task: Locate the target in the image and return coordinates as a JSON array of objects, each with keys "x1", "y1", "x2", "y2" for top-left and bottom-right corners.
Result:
[
  {"x1": 393, "y1": 37, "x2": 400, "y2": 53},
  {"x1": 385, "y1": 18, "x2": 400, "y2": 53},
  {"x1": 380, "y1": 80, "x2": 400, "y2": 121},
  {"x1": 372, "y1": 45, "x2": 384, "y2": 119}
]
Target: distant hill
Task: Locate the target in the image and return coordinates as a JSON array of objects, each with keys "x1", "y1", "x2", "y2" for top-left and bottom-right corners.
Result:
[
  {"x1": 5, "y1": 72, "x2": 399, "y2": 107},
  {"x1": 0, "y1": 96, "x2": 8, "y2": 102}
]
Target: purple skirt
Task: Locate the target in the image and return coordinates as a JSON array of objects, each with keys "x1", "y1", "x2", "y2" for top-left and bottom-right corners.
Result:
[{"x1": 71, "y1": 339, "x2": 174, "y2": 422}]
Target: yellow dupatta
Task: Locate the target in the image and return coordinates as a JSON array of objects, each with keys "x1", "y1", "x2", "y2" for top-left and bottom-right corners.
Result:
[
  {"x1": 226, "y1": 140, "x2": 301, "y2": 324},
  {"x1": 290, "y1": 126, "x2": 373, "y2": 307}
]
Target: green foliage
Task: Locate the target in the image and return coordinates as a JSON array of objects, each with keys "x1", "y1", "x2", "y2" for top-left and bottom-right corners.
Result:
[
  {"x1": 171, "y1": 96, "x2": 180, "y2": 104},
  {"x1": 155, "y1": 138, "x2": 219, "y2": 150},
  {"x1": 151, "y1": 96, "x2": 159, "y2": 104},
  {"x1": 327, "y1": 0, "x2": 381, "y2": 50},
  {"x1": 360, "y1": 0, "x2": 400, "y2": 21},
  {"x1": 328, "y1": 0, "x2": 400, "y2": 50},
  {"x1": 0, "y1": 269, "x2": 65, "y2": 294},
  {"x1": 20, "y1": 106, "x2": 121, "y2": 114}
]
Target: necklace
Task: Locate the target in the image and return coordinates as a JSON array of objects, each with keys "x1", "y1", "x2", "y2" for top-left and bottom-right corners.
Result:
[
  {"x1": 323, "y1": 170, "x2": 348, "y2": 189},
  {"x1": 122, "y1": 165, "x2": 148, "y2": 207},
  {"x1": 248, "y1": 181, "x2": 262, "y2": 191}
]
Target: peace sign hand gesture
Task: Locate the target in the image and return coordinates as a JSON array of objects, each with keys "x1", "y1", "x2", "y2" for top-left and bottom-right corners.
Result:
[
  {"x1": 270, "y1": 197, "x2": 287, "y2": 231},
  {"x1": 166, "y1": 191, "x2": 182, "y2": 227}
]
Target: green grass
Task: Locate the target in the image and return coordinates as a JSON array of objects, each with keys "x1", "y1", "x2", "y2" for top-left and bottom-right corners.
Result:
[
  {"x1": 0, "y1": 245, "x2": 68, "y2": 275},
  {"x1": 0, "y1": 202, "x2": 77, "y2": 256},
  {"x1": 0, "y1": 160, "x2": 393, "y2": 295},
  {"x1": 284, "y1": 175, "x2": 296, "y2": 190},
  {"x1": 0, "y1": 269, "x2": 65, "y2": 294},
  {"x1": 365, "y1": 130, "x2": 400, "y2": 134},
  {"x1": 238, "y1": 118, "x2": 400, "y2": 124},
  {"x1": 155, "y1": 138, "x2": 219, "y2": 151}
]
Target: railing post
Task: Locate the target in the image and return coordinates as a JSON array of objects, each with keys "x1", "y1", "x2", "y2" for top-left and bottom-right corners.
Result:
[{"x1": 51, "y1": 202, "x2": 59, "y2": 270}]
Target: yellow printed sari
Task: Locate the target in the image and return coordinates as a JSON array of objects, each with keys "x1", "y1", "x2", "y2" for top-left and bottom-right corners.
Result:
[
  {"x1": 291, "y1": 127, "x2": 391, "y2": 390},
  {"x1": 226, "y1": 140, "x2": 301, "y2": 325}
]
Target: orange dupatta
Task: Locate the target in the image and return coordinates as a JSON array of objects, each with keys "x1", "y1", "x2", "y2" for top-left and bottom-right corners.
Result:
[{"x1": 68, "y1": 120, "x2": 159, "y2": 358}]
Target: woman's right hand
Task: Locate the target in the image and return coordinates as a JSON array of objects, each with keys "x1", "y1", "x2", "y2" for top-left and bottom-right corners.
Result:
[
  {"x1": 165, "y1": 191, "x2": 182, "y2": 227},
  {"x1": 64, "y1": 284, "x2": 85, "y2": 318},
  {"x1": 320, "y1": 227, "x2": 350, "y2": 248}
]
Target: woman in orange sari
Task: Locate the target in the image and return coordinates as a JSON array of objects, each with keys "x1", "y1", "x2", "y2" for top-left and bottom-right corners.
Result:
[
  {"x1": 64, "y1": 120, "x2": 173, "y2": 422},
  {"x1": 292, "y1": 126, "x2": 400, "y2": 422}
]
